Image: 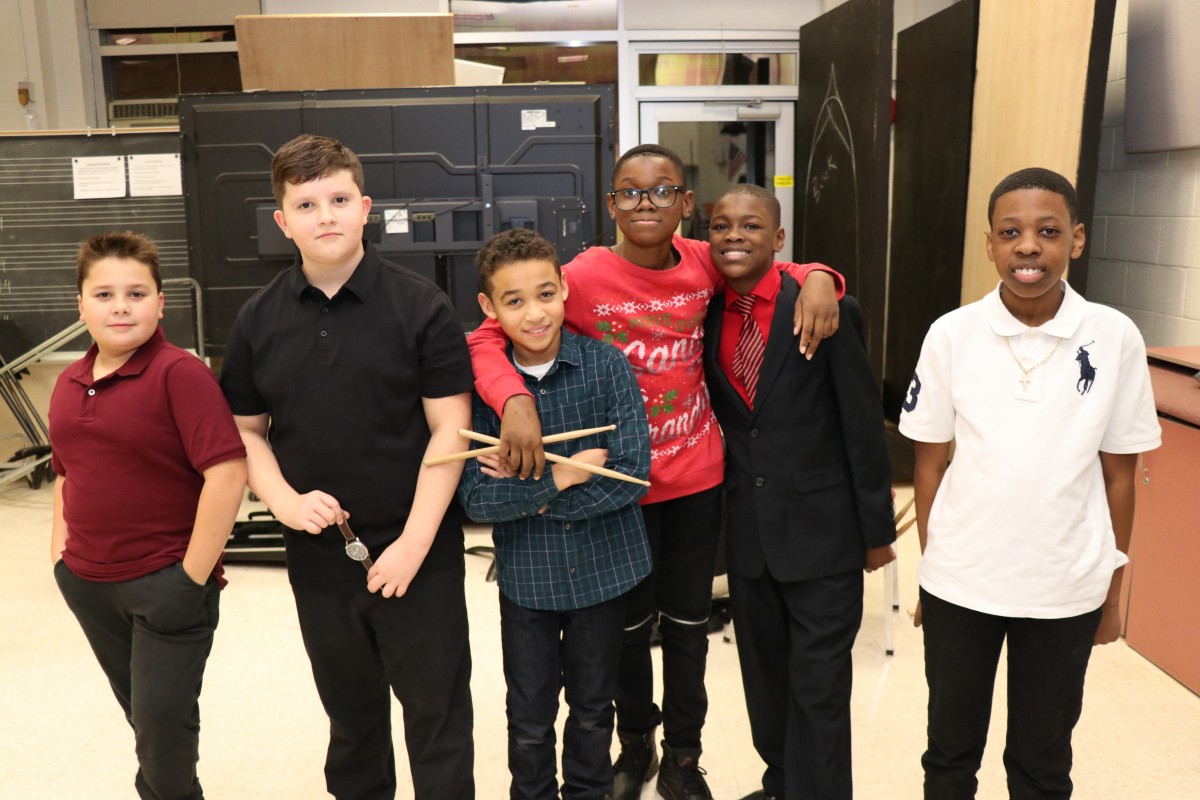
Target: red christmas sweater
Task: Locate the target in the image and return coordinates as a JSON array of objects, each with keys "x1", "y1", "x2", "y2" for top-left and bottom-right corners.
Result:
[{"x1": 469, "y1": 235, "x2": 844, "y2": 505}]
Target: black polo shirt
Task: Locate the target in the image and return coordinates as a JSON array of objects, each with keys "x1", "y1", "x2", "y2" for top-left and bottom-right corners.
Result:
[{"x1": 220, "y1": 242, "x2": 473, "y2": 592}]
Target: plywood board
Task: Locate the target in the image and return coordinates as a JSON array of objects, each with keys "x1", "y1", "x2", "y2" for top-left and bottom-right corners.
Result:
[
  {"x1": 235, "y1": 14, "x2": 454, "y2": 91},
  {"x1": 959, "y1": 0, "x2": 1096, "y2": 305}
]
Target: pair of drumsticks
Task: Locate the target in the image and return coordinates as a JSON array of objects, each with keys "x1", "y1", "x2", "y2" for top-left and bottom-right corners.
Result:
[{"x1": 424, "y1": 425, "x2": 651, "y2": 487}]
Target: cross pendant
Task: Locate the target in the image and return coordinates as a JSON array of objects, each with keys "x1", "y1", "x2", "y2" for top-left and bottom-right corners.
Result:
[{"x1": 1018, "y1": 374, "x2": 1030, "y2": 391}]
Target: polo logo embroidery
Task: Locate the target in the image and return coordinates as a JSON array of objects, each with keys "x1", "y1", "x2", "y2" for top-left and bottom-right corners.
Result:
[
  {"x1": 1075, "y1": 341, "x2": 1097, "y2": 395},
  {"x1": 902, "y1": 371, "x2": 922, "y2": 411}
]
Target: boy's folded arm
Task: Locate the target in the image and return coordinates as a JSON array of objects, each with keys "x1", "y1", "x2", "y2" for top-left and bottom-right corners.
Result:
[
  {"x1": 538, "y1": 356, "x2": 651, "y2": 520},
  {"x1": 457, "y1": 405, "x2": 559, "y2": 522},
  {"x1": 233, "y1": 413, "x2": 345, "y2": 534},
  {"x1": 181, "y1": 457, "x2": 249, "y2": 585}
]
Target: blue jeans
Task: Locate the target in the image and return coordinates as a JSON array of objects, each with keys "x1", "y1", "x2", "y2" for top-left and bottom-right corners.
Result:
[
  {"x1": 920, "y1": 588, "x2": 1103, "y2": 800},
  {"x1": 500, "y1": 591, "x2": 627, "y2": 800}
]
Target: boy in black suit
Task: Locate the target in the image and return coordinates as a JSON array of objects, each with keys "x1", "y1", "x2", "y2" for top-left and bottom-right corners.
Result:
[{"x1": 702, "y1": 184, "x2": 896, "y2": 800}]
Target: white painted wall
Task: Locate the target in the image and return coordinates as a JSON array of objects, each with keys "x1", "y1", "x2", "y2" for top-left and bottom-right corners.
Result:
[
  {"x1": 0, "y1": 0, "x2": 90, "y2": 131},
  {"x1": 1088, "y1": 0, "x2": 1200, "y2": 345}
]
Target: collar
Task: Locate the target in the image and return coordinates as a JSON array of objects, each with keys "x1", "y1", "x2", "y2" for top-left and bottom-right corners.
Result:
[
  {"x1": 510, "y1": 329, "x2": 583, "y2": 379},
  {"x1": 286, "y1": 239, "x2": 380, "y2": 302},
  {"x1": 68, "y1": 326, "x2": 169, "y2": 386},
  {"x1": 984, "y1": 280, "x2": 1085, "y2": 338},
  {"x1": 722, "y1": 267, "x2": 781, "y2": 311}
]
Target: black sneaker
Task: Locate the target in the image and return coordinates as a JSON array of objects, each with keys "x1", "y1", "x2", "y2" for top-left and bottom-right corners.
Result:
[
  {"x1": 656, "y1": 742, "x2": 713, "y2": 800},
  {"x1": 611, "y1": 728, "x2": 658, "y2": 800}
]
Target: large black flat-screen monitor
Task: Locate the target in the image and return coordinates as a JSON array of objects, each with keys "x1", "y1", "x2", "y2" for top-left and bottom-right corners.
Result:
[{"x1": 179, "y1": 85, "x2": 616, "y2": 353}]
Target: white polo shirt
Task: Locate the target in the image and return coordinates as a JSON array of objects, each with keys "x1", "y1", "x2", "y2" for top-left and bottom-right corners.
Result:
[{"x1": 899, "y1": 282, "x2": 1161, "y2": 618}]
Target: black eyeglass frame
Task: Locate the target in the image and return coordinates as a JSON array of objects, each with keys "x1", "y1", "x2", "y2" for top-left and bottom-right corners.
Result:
[{"x1": 607, "y1": 184, "x2": 686, "y2": 211}]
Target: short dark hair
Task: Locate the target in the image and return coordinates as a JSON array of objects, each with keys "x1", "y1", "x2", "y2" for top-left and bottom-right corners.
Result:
[
  {"x1": 76, "y1": 231, "x2": 161, "y2": 293},
  {"x1": 476, "y1": 228, "x2": 560, "y2": 295},
  {"x1": 612, "y1": 143, "x2": 687, "y2": 186},
  {"x1": 715, "y1": 183, "x2": 781, "y2": 228},
  {"x1": 988, "y1": 167, "x2": 1079, "y2": 225},
  {"x1": 271, "y1": 134, "x2": 365, "y2": 205}
]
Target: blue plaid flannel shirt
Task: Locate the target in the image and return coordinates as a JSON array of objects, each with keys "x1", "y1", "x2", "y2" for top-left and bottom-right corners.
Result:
[{"x1": 458, "y1": 330, "x2": 652, "y2": 611}]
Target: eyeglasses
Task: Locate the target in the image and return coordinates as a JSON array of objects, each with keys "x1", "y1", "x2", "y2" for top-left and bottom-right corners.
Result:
[{"x1": 608, "y1": 185, "x2": 685, "y2": 211}]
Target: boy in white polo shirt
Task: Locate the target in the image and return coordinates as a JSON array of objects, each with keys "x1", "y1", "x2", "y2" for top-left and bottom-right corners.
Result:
[{"x1": 899, "y1": 167, "x2": 1161, "y2": 799}]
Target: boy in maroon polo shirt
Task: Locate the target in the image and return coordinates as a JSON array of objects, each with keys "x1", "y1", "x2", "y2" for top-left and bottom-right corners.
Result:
[{"x1": 49, "y1": 231, "x2": 247, "y2": 800}]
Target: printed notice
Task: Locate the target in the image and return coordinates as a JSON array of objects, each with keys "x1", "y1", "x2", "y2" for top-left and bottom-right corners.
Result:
[
  {"x1": 72, "y1": 156, "x2": 126, "y2": 199},
  {"x1": 521, "y1": 109, "x2": 557, "y2": 131},
  {"x1": 128, "y1": 154, "x2": 183, "y2": 197},
  {"x1": 773, "y1": 175, "x2": 795, "y2": 188},
  {"x1": 384, "y1": 208, "x2": 409, "y2": 234}
]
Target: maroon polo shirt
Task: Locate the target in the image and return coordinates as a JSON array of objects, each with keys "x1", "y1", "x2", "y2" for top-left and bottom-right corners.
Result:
[{"x1": 49, "y1": 327, "x2": 246, "y2": 585}]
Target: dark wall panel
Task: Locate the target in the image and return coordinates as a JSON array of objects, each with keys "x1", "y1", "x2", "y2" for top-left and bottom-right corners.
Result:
[{"x1": 796, "y1": 0, "x2": 893, "y2": 379}]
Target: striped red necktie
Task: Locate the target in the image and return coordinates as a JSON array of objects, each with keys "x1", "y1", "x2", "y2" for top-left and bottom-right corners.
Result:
[{"x1": 731, "y1": 293, "x2": 765, "y2": 407}]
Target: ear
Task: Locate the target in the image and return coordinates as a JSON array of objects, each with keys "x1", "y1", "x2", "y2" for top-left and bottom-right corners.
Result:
[
  {"x1": 273, "y1": 208, "x2": 293, "y2": 240},
  {"x1": 1070, "y1": 222, "x2": 1086, "y2": 259},
  {"x1": 680, "y1": 189, "x2": 696, "y2": 221},
  {"x1": 361, "y1": 195, "x2": 372, "y2": 221},
  {"x1": 157, "y1": 291, "x2": 165, "y2": 320},
  {"x1": 77, "y1": 295, "x2": 84, "y2": 320},
  {"x1": 605, "y1": 190, "x2": 617, "y2": 219},
  {"x1": 477, "y1": 292, "x2": 498, "y2": 321},
  {"x1": 773, "y1": 226, "x2": 787, "y2": 253},
  {"x1": 560, "y1": 273, "x2": 569, "y2": 302},
  {"x1": 984, "y1": 228, "x2": 995, "y2": 263}
]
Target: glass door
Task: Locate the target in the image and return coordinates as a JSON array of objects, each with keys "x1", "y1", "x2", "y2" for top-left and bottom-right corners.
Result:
[{"x1": 639, "y1": 101, "x2": 796, "y2": 261}]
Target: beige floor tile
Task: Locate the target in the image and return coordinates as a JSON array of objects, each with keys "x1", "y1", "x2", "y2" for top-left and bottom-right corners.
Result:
[{"x1": 2, "y1": 481, "x2": 1196, "y2": 799}]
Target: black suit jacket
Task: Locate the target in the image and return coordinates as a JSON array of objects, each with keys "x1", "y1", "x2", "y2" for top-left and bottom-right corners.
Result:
[{"x1": 704, "y1": 275, "x2": 895, "y2": 582}]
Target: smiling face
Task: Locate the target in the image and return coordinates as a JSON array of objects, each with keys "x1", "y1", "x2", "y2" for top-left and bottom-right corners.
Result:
[
  {"x1": 77, "y1": 256, "x2": 165, "y2": 365},
  {"x1": 273, "y1": 168, "x2": 372, "y2": 272},
  {"x1": 708, "y1": 191, "x2": 786, "y2": 295},
  {"x1": 478, "y1": 258, "x2": 568, "y2": 367},
  {"x1": 986, "y1": 187, "x2": 1085, "y2": 326},
  {"x1": 607, "y1": 155, "x2": 695, "y2": 251}
]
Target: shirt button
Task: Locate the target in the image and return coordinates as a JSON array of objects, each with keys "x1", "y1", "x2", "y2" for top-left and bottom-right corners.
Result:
[
  {"x1": 568, "y1": 566, "x2": 576, "y2": 574},
  {"x1": 321, "y1": 307, "x2": 329, "y2": 314},
  {"x1": 564, "y1": 523, "x2": 571, "y2": 530},
  {"x1": 87, "y1": 388, "x2": 96, "y2": 396},
  {"x1": 320, "y1": 330, "x2": 328, "y2": 338},
  {"x1": 539, "y1": 388, "x2": 547, "y2": 395},
  {"x1": 750, "y1": 428, "x2": 759, "y2": 438},
  {"x1": 521, "y1": 511, "x2": 528, "y2": 517},
  {"x1": 755, "y1": 477, "x2": 764, "y2": 487}
]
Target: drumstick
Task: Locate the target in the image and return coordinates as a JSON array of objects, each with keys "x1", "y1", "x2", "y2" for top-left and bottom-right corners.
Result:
[
  {"x1": 458, "y1": 429, "x2": 650, "y2": 487},
  {"x1": 423, "y1": 424, "x2": 618, "y2": 466}
]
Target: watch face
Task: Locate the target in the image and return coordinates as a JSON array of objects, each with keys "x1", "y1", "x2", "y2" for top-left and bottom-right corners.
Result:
[{"x1": 344, "y1": 540, "x2": 370, "y2": 562}]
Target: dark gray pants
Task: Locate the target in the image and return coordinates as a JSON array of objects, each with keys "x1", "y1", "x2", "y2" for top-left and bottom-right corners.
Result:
[{"x1": 55, "y1": 559, "x2": 219, "y2": 800}]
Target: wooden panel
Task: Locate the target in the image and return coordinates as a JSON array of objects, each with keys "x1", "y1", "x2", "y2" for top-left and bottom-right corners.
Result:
[
  {"x1": 1125, "y1": 418, "x2": 1200, "y2": 695},
  {"x1": 235, "y1": 14, "x2": 454, "y2": 91},
  {"x1": 882, "y1": 0, "x2": 977, "y2": 420},
  {"x1": 796, "y1": 0, "x2": 893, "y2": 380},
  {"x1": 960, "y1": 0, "x2": 1105, "y2": 305}
]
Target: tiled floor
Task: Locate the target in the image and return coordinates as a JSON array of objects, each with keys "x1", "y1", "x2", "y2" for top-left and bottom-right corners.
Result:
[{"x1": 2, "y1": 481, "x2": 1197, "y2": 799}]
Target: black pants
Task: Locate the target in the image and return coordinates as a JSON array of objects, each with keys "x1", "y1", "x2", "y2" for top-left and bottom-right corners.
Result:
[
  {"x1": 291, "y1": 562, "x2": 474, "y2": 800},
  {"x1": 729, "y1": 569, "x2": 863, "y2": 800},
  {"x1": 55, "y1": 559, "x2": 219, "y2": 800},
  {"x1": 920, "y1": 588, "x2": 1103, "y2": 800},
  {"x1": 616, "y1": 485, "x2": 721, "y2": 749},
  {"x1": 500, "y1": 592, "x2": 627, "y2": 800}
]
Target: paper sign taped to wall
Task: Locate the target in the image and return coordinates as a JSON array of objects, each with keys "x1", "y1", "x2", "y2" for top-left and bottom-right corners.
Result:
[
  {"x1": 128, "y1": 154, "x2": 183, "y2": 197},
  {"x1": 521, "y1": 109, "x2": 557, "y2": 131},
  {"x1": 72, "y1": 156, "x2": 126, "y2": 199},
  {"x1": 773, "y1": 175, "x2": 795, "y2": 188},
  {"x1": 384, "y1": 208, "x2": 409, "y2": 234}
]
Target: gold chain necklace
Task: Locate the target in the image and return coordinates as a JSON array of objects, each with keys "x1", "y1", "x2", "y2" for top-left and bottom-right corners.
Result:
[{"x1": 1005, "y1": 335, "x2": 1063, "y2": 391}]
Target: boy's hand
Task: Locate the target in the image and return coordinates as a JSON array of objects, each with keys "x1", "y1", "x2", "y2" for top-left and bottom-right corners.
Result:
[
  {"x1": 551, "y1": 448, "x2": 608, "y2": 491},
  {"x1": 1094, "y1": 601, "x2": 1122, "y2": 646},
  {"x1": 278, "y1": 490, "x2": 345, "y2": 534},
  {"x1": 864, "y1": 544, "x2": 896, "y2": 573},
  {"x1": 500, "y1": 395, "x2": 545, "y2": 480},
  {"x1": 476, "y1": 452, "x2": 517, "y2": 479},
  {"x1": 793, "y1": 270, "x2": 840, "y2": 359},
  {"x1": 367, "y1": 535, "x2": 426, "y2": 598},
  {"x1": 912, "y1": 599, "x2": 923, "y2": 628}
]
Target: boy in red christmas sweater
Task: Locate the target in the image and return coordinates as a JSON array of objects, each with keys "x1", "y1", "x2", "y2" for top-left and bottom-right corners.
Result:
[{"x1": 468, "y1": 143, "x2": 845, "y2": 799}]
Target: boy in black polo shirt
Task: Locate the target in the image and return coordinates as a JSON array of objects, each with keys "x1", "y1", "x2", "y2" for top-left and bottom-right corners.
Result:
[
  {"x1": 220, "y1": 134, "x2": 475, "y2": 800},
  {"x1": 458, "y1": 229, "x2": 652, "y2": 799}
]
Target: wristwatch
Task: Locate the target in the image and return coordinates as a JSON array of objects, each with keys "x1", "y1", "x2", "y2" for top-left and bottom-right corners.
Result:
[{"x1": 336, "y1": 518, "x2": 373, "y2": 570}]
